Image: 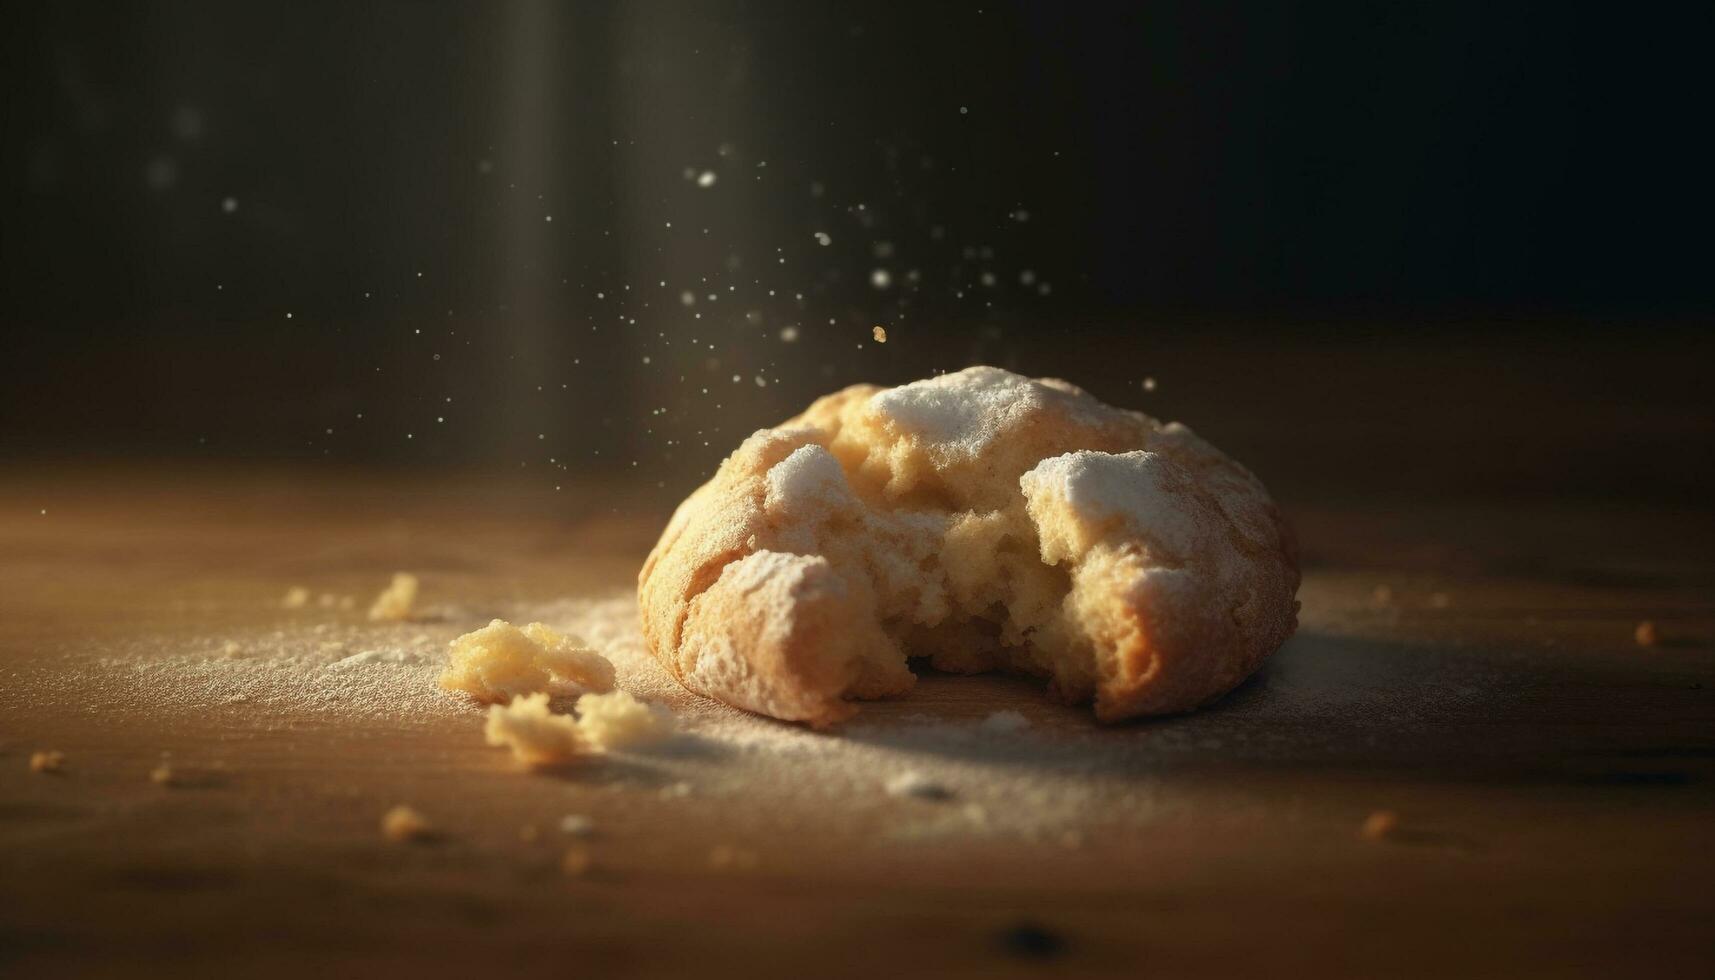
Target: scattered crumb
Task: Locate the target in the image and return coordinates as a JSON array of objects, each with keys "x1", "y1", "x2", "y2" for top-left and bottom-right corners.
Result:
[
  {"x1": 708, "y1": 844, "x2": 758, "y2": 871},
  {"x1": 575, "y1": 690, "x2": 675, "y2": 750},
  {"x1": 381, "y1": 805, "x2": 434, "y2": 842},
  {"x1": 561, "y1": 845, "x2": 593, "y2": 876},
  {"x1": 29, "y1": 750, "x2": 65, "y2": 774},
  {"x1": 872, "y1": 325, "x2": 888, "y2": 343},
  {"x1": 440, "y1": 619, "x2": 614, "y2": 703},
  {"x1": 559, "y1": 814, "x2": 594, "y2": 837},
  {"x1": 886, "y1": 771, "x2": 952, "y2": 800},
  {"x1": 1370, "y1": 584, "x2": 1394, "y2": 607},
  {"x1": 367, "y1": 572, "x2": 419, "y2": 622},
  {"x1": 1635, "y1": 620, "x2": 1660, "y2": 647},
  {"x1": 1360, "y1": 809, "x2": 1399, "y2": 841},
  {"x1": 979, "y1": 710, "x2": 1030, "y2": 734},
  {"x1": 1428, "y1": 591, "x2": 1452, "y2": 609},
  {"x1": 281, "y1": 586, "x2": 311, "y2": 610},
  {"x1": 485, "y1": 693, "x2": 588, "y2": 767}
]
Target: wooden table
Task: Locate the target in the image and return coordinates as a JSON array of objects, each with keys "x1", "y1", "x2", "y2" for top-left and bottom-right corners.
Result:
[{"x1": 1, "y1": 465, "x2": 1711, "y2": 979}]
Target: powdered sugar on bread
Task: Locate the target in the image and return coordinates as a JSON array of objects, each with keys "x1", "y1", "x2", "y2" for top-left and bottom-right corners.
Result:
[{"x1": 639, "y1": 366, "x2": 1299, "y2": 726}]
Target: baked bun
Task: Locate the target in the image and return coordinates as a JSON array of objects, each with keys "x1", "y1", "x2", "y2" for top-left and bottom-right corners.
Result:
[{"x1": 638, "y1": 366, "x2": 1298, "y2": 726}]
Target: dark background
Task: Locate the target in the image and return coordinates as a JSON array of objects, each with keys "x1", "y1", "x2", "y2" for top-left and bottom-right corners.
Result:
[{"x1": 2, "y1": 1, "x2": 1711, "y2": 504}]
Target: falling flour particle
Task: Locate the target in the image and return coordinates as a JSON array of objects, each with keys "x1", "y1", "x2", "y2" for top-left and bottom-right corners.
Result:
[
  {"x1": 779, "y1": 325, "x2": 800, "y2": 342},
  {"x1": 281, "y1": 587, "x2": 311, "y2": 610},
  {"x1": 696, "y1": 170, "x2": 717, "y2": 188},
  {"x1": 872, "y1": 325, "x2": 888, "y2": 343},
  {"x1": 29, "y1": 750, "x2": 65, "y2": 774},
  {"x1": 381, "y1": 805, "x2": 435, "y2": 842},
  {"x1": 886, "y1": 771, "x2": 952, "y2": 800},
  {"x1": 813, "y1": 231, "x2": 831, "y2": 246},
  {"x1": 367, "y1": 572, "x2": 419, "y2": 622},
  {"x1": 1142, "y1": 377, "x2": 1157, "y2": 392},
  {"x1": 870, "y1": 268, "x2": 892, "y2": 290},
  {"x1": 559, "y1": 814, "x2": 595, "y2": 837}
]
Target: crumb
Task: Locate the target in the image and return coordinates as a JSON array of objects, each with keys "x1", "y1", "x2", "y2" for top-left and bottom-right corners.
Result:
[
  {"x1": 367, "y1": 572, "x2": 419, "y2": 622},
  {"x1": 708, "y1": 844, "x2": 758, "y2": 871},
  {"x1": 872, "y1": 325, "x2": 887, "y2": 343},
  {"x1": 1428, "y1": 591, "x2": 1451, "y2": 609},
  {"x1": 1635, "y1": 620, "x2": 1660, "y2": 647},
  {"x1": 979, "y1": 710, "x2": 1030, "y2": 734},
  {"x1": 440, "y1": 619, "x2": 614, "y2": 703},
  {"x1": 561, "y1": 845, "x2": 593, "y2": 876},
  {"x1": 485, "y1": 693, "x2": 588, "y2": 767},
  {"x1": 886, "y1": 771, "x2": 951, "y2": 800},
  {"x1": 559, "y1": 814, "x2": 594, "y2": 837},
  {"x1": 281, "y1": 586, "x2": 311, "y2": 609},
  {"x1": 381, "y1": 805, "x2": 434, "y2": 842},
  {"x1": 575, "y1": 690, "x2": 675, "y2": 750},
  {"x1": 1370, "y1": 584, "x2": 1394, "y2": 607},
  {"x1": 1360, "y1": 809, "x2": 1399, "y2": 841},
  {"x1": 29, "y1": 750, "x2": 65, "y2": 774}
]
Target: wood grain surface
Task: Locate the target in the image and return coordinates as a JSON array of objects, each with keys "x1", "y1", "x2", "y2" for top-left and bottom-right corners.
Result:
[{"x1": 1, "y1": 465, "x2": 1711, "y2": 979}]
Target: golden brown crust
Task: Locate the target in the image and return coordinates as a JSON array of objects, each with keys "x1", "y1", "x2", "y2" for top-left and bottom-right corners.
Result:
[{"x1": 637, "y1": 367, "x2": 1299, "y2": 726}]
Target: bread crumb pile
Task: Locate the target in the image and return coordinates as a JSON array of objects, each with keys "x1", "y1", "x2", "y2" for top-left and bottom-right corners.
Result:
[
  {"x1": 483, "y1": 689, "x2": 675, "y2": 767},
  {"x1": 439, "y1": 619, "x2": 614, "y2": 703}
]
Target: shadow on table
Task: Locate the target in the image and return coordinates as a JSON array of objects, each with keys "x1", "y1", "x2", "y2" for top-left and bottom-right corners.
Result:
[{"x1": 839, "y1": 630, "x2": 1715, "y2": 791}]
